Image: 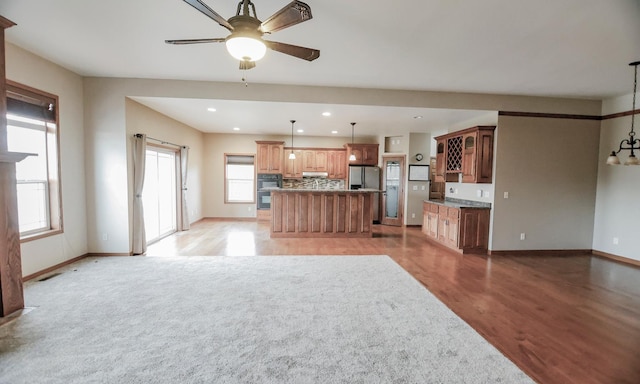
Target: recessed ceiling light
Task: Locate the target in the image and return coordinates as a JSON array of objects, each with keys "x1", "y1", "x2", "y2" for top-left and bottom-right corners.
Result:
[
  {"x1": 297, "y1": 129, "x2": 304, "y2": 133},
  {"x1": 207, "y1": 107, "x2": 217, "y2": 112},
  {"x1": 331, "y1": 130, "x2": 338, "y2": 134},
  {"x1": 322, "y1": 112, "x2": 331, "y2": 117},
  {"x1": 233, "y1": 127, "x2": 240, "y2": 131}
]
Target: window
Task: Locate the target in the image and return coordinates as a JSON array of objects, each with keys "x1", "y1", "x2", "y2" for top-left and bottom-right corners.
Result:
[
  {"x1": 225, "y1": 154, "x2": 255, "y2": 203},
  {"x1": 6, "y1": 81, "x2": 62, "y2": 239}
]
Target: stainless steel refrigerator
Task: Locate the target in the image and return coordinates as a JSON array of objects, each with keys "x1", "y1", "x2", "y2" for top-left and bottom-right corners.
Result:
[{"x1": 349, "y1": 166, "x2": 381, "y2": 223}]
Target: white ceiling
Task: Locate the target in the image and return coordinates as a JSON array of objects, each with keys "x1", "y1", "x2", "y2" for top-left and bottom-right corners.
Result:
[{"x1": 2, "y1": 0, "x2": 639, "y2": 136}]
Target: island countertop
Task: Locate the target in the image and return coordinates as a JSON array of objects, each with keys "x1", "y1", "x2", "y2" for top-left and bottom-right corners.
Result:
[
  {"x1": 270, "y1": 189, "x2": 377, "y2": 238},
  {"x1": 424, "y1": 198, "x2": 491, "y2": 209}
]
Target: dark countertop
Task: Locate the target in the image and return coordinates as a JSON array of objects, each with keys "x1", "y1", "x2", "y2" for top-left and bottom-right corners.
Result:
[{"x1": 425, "y1": 198, "x2": 491, "y2": 209}]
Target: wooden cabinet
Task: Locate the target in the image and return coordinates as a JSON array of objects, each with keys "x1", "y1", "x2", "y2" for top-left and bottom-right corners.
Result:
[
  {"x1": 345, "y1": 144, "x2": 379, "y2": 166},
  {"x1": 328, "y1": 150, "x2": 347, "y2": 179},
  {"x1": 283, "y1": 149, "x2": 303, "y2": 178},
  {"x1": 434, "y1": 126, "x2": 495, "y2": 184},
  {"x1": 422, "y1": 201, "x2": 490, "y2": 254},
  {"x1": 302, "y1": 150, "x2": 328, "y2": 172},
  {"x1": 284, "y1": 149, "x2": 347, "y2": 179},
  {"x1": 256, "y1": 141, "x2": 284, "y2": 174}
]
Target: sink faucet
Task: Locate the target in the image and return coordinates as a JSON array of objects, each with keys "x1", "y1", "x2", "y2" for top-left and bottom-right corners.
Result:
[{"x1": 314, "y1": 179, "x2": 319, "y2": 189}]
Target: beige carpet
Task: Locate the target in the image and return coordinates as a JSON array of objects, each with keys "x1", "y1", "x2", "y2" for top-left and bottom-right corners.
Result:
[{"x1": 0, "y1": 256, "x2": 533, "y2": 383}]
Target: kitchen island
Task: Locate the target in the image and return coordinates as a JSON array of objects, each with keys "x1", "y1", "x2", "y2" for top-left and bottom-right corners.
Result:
[{"x1": 270, "y1": 189, "x2": 379, "y2": 238}]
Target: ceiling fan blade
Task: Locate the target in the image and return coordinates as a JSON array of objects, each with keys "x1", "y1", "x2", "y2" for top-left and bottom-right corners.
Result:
[
  {"x1": 183, "y1": 0, "x2": 234, "y2": 32},
  {"x1": 260, "y1": 1, "x2": 312, "y2": 33},
  {"x1": 165, "y1": 38, "x2": 226, "y2": 45},
  {"x1": 265, "y1": 41, "x2": 320, "y2": 61},
  {"x1": 239, "y1": 60, "x2": 256, "y2": 70}
]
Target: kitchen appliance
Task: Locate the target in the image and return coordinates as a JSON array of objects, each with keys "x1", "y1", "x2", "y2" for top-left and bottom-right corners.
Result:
[
  {"x1": 349, "y1": 165, "x2": 381, "y2": 223},
  {"x1": 256, "y1": 173, "x2": 282, "y2": 210}
]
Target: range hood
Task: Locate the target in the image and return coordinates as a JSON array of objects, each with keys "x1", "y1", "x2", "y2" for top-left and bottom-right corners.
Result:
[{"x1": 302, "y1": 171, "x2": 328, "y2": 178}]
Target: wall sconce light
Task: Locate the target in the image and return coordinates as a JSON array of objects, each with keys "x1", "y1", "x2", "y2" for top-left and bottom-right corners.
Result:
[
  {"x1": 349, "y1": 122, "x2": 357, "y2": 161},
  {"x1": 607, "y1": 60, "x2": 640, "y2": 166},
  {"x1": 289, "y1": 120, "x2": 296, "y2": 160}
]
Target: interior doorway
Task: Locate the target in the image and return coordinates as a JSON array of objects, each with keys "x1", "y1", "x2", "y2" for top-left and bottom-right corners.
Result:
[
  {"x1": 381, "y1": 155, "x2": 405, "y2": 226},
  {"x1": 143, "y1": 146, "x2": 178, "y2": 243}
]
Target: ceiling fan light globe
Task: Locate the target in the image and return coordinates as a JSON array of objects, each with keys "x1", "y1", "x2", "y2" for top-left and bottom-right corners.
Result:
[
  {"x1": 349, "y1": 154, "x2": 357, "y2": 161},
  {"x1": 226, "y1": 36, "x2": 266, "y2": 62}
]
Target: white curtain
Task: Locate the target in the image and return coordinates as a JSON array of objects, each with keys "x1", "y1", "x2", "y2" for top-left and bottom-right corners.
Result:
[
  {"x1": 132, "y1": 134, "x2": 147, "y2": 254},
  {"x1": 180, "y1": 146, "x2": 190, "y2": 231}
]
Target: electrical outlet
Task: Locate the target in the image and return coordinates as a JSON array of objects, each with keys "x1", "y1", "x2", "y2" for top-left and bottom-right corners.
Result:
[
  {"x1": 504, "y1": 192, "x2": 509, "y2": 199},
  {"x1": 520, "y1": 233, "x2": 526, "y2": 240},
  {"x1": 483, "y1": 191, "x2": 491, "y2": 198},
  {"x1": 477, "y1": 190, "x2": 482, "y2": 197},
  {"x1": 613, "y1": 237, "x2": 619, "y2": 245},
  {"x1": 411, "y1": 213, "x2": 416, "y2": 218},
  {"x1": 247, "y1": 206, "x2": 252, "y2": 211},
  {"x1": 412, "y1": 185, "x2": 418, "y2": 191},
  {"x1": 421, "y1": 185, "x2": 426, "y2": 190},
  {"x1": 102, "y1": 233, "x2": 108, "y2": 241}
]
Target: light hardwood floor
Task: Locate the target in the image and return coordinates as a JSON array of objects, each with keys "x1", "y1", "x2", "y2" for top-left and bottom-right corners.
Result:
[{"x1": 147, "y1": 219, "x2": 640, "y2": 384}]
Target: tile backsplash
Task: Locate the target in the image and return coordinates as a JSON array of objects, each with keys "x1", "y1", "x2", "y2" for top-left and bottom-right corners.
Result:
[{"x1": 283, "y1": 177, "x2": 345, "y2": 190}]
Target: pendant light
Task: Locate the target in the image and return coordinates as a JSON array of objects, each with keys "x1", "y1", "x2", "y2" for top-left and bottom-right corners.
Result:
[
  {"x1": 607, "y1": 60, "x2": 640, "y2": 166},
  {"x1": 349, "y1": 122, "x2": 357, "y2": 161},
  {"x1": 289, "y1": 120, "x2": 296, "y2": 160}
]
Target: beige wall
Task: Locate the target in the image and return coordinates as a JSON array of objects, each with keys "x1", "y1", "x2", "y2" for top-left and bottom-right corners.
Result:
[
  {"x1": 491, "y1": 116, "x2": 600, "y2": 251},
  {"x1": 5, "y1": 43, "x2": 88, "y2": 276}
]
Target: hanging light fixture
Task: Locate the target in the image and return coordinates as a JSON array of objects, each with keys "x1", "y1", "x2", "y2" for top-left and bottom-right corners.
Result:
[
  {"x1": 289, "y1": 120, "x2": 296, "y2": 160},
  {"x1": 607, "y1": 60, "x2": 640, "y2": 166},
  {"x1": 349, "y1": 122, "x2": 357, "y2": 161}
]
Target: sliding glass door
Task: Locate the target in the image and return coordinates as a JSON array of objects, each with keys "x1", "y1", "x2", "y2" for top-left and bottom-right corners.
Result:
[{"x1": 143, "y1": 147, "x2": 178, "y2": 243}]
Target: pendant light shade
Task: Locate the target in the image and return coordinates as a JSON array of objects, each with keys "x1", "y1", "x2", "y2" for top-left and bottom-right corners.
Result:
[
  {"x1": 349, "y1": 122, "x2": 357, "y2": 161},
  {"x1": 289, "y1": 120, "x2": 296, "y2": 160},
  {"x1": 607, "y1": 60, "x2": 640, "y2": 166}
]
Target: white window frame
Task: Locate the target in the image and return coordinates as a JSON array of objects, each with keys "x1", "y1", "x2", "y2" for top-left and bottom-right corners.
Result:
[
  {"x1": 6, "y1": 81, "x2": 62, "y2": 242},
  {"x1": 224, "y1": 154, "x2": 255, "y2": 204}
]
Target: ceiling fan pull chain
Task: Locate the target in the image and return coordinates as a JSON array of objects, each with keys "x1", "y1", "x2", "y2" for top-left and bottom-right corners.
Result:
[{"x1": 242, "y1": 68, "x2": 248, "y2": 87}]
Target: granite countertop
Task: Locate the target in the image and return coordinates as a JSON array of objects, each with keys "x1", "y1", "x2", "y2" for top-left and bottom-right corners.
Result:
[
  {"x1": 425, "y1": 197, "x2": 491, "y2": 209},
  {"x1": 274, "y1": 188, "x2": 382, "y2": 193}
]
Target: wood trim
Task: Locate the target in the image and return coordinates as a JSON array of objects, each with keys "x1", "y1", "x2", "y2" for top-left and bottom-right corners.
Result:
[
  {"x1": 0, "y1": 17, "x2": 16, "y2": 29},
  {"x1": 592, "y1": 250, "x2": 640, "y2": 268},
  {"x1": 202, "y1": 217, "x2": 256, "y2": 222},
  {"x1": 498, "y1": 111, "x2": 601, "y2": 120},
  {"x1": 22, "y1": 254, "x2": 88, "y2": 282},
  {"x1": 284, "y1": 147, "x2": 346, "y2": 151},
  {"x1": 86, "y1": 252, "x2": 133, "y2": 257},
  {"x1": 489, "y1": 249, "x2": 593, "y2": 256},
  {"x1": 601, "y1": 108, "x2": 640, "y2": 120}
]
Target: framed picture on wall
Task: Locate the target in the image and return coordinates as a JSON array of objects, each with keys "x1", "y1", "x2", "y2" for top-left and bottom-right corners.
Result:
[{"x1": 408, "y1": 164, "x2": 430, "y2": 181}]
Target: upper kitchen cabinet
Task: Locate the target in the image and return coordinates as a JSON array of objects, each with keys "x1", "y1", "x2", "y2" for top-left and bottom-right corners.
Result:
[
  {"x1": 434, "y1": 126, "x2": 495, "y2": 184},
  {"x1": 327, "y1": 150, "x2": 347, "y2": 179},
  {"x1": 302, "y1": 149, "x2": 328, "y2": 172},
  {"x1": 256, "y1": 141, "x2": 284, "y2": 174},
  {"x1": 283, "y1": 149, "x2": 303, "y2": 178},
  {"x1": 345, "y1": 144, "x2": 379, "y2": 166}
]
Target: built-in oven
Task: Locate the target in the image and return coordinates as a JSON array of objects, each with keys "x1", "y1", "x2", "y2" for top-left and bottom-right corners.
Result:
[{"x1": 257, "y1": 173, "x2": 282, "y2": 210}]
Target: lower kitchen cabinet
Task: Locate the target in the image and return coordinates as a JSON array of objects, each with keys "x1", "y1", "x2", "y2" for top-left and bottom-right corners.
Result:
[{"x1": 422, "y1": 201, "x2": 490, "y2": 254}]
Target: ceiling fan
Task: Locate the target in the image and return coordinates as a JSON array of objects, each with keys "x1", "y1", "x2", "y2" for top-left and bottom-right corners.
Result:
[{"x1": 166, "y1": 0, "x2": 320, "y2": 70}]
